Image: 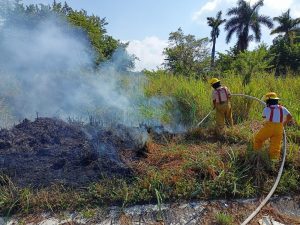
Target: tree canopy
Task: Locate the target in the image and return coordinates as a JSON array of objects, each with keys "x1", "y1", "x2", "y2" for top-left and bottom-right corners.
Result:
[
  {"x1": 271, "y1": 9, "x2": 300, "y2": 44},
  {"x1": 225, "y1": 0, "x2": 273, "y2": 52},
  {"x1": 207, "y1": 11, "x2": 226, "y2": 68},
  {"x1": 3, "y1": 0, "x2": 124, "y2": 66},
  {"x1": 163, "y1": 28, "x2": 210, "y2": 78}
]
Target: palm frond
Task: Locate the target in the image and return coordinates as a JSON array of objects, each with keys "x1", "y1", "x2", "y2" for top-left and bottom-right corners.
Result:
[
  {"x1": 226, "y1": 26, "x2": 239, "y2": 43},
  {"x1": 225, "y1": 17, "x2": 240, "y2": 31},
  {"x1": 252, "y1": 0, "x2": 264, "y2": 11},
  {"x1": 227, "y1": 7, "x2": 239, "y2": 16},
  {"x1": 251, "y1": 23, "x2": 262, "y2": 41},
  {"x1": 257, "y1": 15, "x2": 273, "y2": 29}
]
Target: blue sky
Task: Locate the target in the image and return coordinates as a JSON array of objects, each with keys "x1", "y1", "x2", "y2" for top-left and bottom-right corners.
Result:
[{"x1": 22, "y1": 0, "x2": 300, "y2": 71}]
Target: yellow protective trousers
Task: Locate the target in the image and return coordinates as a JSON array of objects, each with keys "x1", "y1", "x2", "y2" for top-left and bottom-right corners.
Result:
[
  {"x1": 253, "y1": 122, "x2": 283, "y2": 160},
  {"x1": 215, "y1": 101, "x2": 233, "y2": 134}
]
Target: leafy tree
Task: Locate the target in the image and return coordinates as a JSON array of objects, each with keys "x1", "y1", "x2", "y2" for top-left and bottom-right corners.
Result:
[
  {"x1": 271, "y1": 9, "x2": 300, "y2": 44},
  {"x1": 163, "y1": 28, "x2": 210, "y2": 77},
  {"x1": 207, "y1": 11, "x2": 226, "y2": 69},
  {"x1": 225, "y1": 0, "x2": 273, "y2": 52},
  {"x1": 215, "y1": 45, "x2": 275, "y2": 82},
  {"x1": 215, "y1": 47, "x2": 238, "y2": 73},
  {"x1": 294, "y1": 30, "x2": 300, "y2": 44},
  {"x1": 51, "y1": 1, "x2": 120, "y2": 65},
  {"x1": 270, "y1": 36, "x2": 300, "y2": 76},
  {"x1": 269, "y1": 10, "x2": 300, "y2": 76},
  {"x1": 232, "y1": 44, "x2": 273, "y2": 85},
  {"x1": 3, "y1": 1, "x2": 52, "y2": 26},
  {"x1": 4, "y1": 0, "x2": 123, "y2": 66}
]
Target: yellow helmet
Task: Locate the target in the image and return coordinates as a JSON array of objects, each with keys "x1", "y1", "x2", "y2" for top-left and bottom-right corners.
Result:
[
  {"x1": 209, "y1": 78, "x2": 220, "y2": 85},
  {"x1": 265, "y1": 92, "x2": 280, "y2": 100}
]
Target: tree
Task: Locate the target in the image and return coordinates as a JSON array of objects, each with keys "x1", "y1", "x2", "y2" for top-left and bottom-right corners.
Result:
[
  {"x1": 51, "y1": 1, "x2": 120, "y2": 65},
  {"x1": 4, "y1": 0, "x2": 123, "y2": 66},
  {"x1": 163, "y1": 28, "x2": 210, "y2": 77},
  {"x1": 271, "y1": 9, "x2": 300, "y2": 44},
  {"x1": 207, "y1": 11, "x2": 226, "y2": 69},
  {"x1": 225, "y1": 0, "x2": 273, "y2": 52},
  {"x1": 215, "y1": 46, "x2": 238, "y2": 73},
  {"x1": 270, "y1": 36, "x2": 300, "y2": 76},
  {"x1": 232, "y1": 44, "x2": 273, "y2": 85}
]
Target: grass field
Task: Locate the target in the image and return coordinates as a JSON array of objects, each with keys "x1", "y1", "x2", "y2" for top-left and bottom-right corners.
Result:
[
  {"x1": 0, "y1": 72, "x2": 300, "y2": 216},
  {"x1": 144, "y1": 70, "x2": 300, "y2": 127}
]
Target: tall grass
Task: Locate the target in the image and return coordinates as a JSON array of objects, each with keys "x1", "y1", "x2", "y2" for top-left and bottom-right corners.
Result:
[{"x1": 144, "y1": 71, "x2": 300, "y2": 126}]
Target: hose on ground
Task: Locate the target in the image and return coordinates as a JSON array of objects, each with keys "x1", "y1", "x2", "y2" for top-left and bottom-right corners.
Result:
[
  {"x1": 231, "y1": 94, "x2": 287, "y2": 225},
  {"x1": 196, "y1": 93, "x2": 287, "y2": 225}
]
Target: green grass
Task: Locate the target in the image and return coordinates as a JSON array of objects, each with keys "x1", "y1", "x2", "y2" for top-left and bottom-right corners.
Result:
[
  {"x1": 215, "y1": 212, "x2": 234, "y2": 225},
  {"x1": 144, "y1": 70, "x2": 300, "y2": 126},
  {"x1": 0, "y1": 72, "x2": 300, "y2": 216},
  {"x1": 1, "y1": 129, "x2": 299, "y2": 216}
]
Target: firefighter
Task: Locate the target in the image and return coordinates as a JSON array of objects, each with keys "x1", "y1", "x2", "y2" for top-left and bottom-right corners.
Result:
[
  {"x1": 209, "y1": 78, "x2": 233, "y2": 134},
  {"x1": 253, "y1": 92, "x2": 293, "y2": 161}
]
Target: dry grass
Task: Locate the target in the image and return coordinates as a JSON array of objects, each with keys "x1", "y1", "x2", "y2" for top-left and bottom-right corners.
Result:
[{"x1": 0, "y1": 121, "x2": 299, "y2": 216}]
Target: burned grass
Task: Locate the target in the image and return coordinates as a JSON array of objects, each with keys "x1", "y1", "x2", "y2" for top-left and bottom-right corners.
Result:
[
  {"x1": 0, "y1": 117, "x2": 138, "y2": 188},
  {"x1": 0, "y1": 118, "x2": 299, "y2": 218}
]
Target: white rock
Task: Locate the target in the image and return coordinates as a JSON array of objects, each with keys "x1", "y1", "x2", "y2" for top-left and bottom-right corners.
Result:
[
  {"x1": 38, "y1": 219, "x2": 59, "y2": 225},
  {"x1": 259, "y1": 216, "x2": 285, "y2": 225}
]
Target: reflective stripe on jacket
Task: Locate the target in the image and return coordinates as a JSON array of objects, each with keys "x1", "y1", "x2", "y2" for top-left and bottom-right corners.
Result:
[{"x1": 263, "y1": 105, "x2": 290, "y2": 123}]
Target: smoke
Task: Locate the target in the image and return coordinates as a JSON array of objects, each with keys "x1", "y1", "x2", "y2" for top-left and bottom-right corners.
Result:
[
  {"x1": 0, "y1": 5, "x2": 147, "y2": 127},
  {"x1": 0, "y1": 3, "x2": 187, "y2": 134}
]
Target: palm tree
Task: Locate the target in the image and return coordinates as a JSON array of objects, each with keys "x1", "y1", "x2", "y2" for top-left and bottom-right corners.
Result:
[
  {"x1": 271, "y1": 9, "x2": 300, "y2": 44},
  {"x1": 207, "y1": 11, "x2": 226, "y2": 68},
  {"x1": 225, "y1": 0, "x2": 273, "y2": 52}
]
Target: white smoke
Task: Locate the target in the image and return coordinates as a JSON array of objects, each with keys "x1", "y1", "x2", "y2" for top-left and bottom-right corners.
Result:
[
  {"x1": 0, "y1": 3, "x2": 187, "y2": 133},
  {"x1": 0, "y1": 5, "x2": 145, "y2": 127}
]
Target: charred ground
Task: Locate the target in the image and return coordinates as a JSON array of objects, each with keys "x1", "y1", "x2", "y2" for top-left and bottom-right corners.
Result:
[{"x1": 0, "y1": 117, "x2": 143, "y2": 187}]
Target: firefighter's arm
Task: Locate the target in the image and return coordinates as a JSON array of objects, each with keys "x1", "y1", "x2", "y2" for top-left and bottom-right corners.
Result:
[
  {"x1": 262, "y1": 108, "x2": 267, "y2": 119},
  {"x1": 283, "y1": 114, "x2": 293, "y2": 126},
  {"x1": 213, "y1": 99, "x2": 216, "y2": 109},
  {"x1": 212, "y1": 91, "x2": 216, "y2": 109}
]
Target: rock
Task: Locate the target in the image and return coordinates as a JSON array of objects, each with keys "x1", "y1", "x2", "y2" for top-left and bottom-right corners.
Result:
[
  {"x1": 38, "y1": 219, "x2": 59, "y2": 225},
  {"x1": 259, "y1": 216, "x2": 285, "y2": 225}
]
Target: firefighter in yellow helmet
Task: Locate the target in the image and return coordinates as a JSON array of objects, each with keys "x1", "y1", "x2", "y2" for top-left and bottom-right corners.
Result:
[
  {"x1": 209, "y1": 78, "x2": 233, "y2": 134},
  {"x1": 253, "y1": 92, "x2": 293, "y2": 160}
]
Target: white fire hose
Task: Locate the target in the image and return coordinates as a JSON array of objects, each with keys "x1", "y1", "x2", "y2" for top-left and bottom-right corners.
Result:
[{"x1": 196, "y1": 93, "x2": 287, "y2": 225}]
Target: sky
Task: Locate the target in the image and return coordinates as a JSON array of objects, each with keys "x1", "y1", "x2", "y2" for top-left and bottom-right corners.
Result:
[{"x1": 22, "y1": 0, "x2": 300, "y2": 71}]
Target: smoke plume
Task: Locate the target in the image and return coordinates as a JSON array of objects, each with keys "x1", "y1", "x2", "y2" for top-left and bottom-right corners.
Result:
[{"x1": 0, "y1": 4, "x2": 146, "y2": 127}]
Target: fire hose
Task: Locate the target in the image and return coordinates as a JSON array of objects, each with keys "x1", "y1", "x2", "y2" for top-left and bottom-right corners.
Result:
[{"x1": 196, "y1": 93, "x2": 287, "y2": 225}]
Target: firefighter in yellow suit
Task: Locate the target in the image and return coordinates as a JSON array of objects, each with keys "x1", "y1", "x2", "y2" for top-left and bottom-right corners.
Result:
[
  {"x1": 209, "y1": 78, "x2": 234, "y2": 134},
  {"x1": 253, "y1": 92, "x2": 293, "y2": 160}
]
